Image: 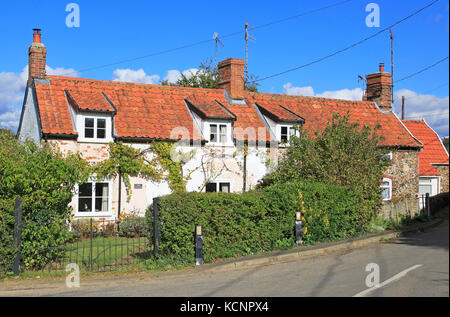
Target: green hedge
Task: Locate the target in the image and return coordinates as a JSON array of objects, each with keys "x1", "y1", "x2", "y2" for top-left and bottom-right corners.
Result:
[{"x1": 145, "y1": 181, "x2": 364, "y2": 265}]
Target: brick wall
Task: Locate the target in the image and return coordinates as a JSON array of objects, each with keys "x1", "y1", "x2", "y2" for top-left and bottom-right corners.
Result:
[{"x1": 435, "y1": 165, "x2": 449, "y2": 192}]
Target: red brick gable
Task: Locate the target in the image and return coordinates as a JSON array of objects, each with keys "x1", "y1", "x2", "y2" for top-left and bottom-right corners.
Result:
[{"x1": 403, "y1": 120, "x2": 449, "y2": 176}]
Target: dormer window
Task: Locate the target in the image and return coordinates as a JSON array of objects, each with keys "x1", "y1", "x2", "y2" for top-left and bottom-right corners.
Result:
[
  {"x1": 84, "y1": 117, "x2": 107, "y2": 140},
  {"x1": 210, "y1": 124, "x2": 227, "y2": 143},
  {"x1": 280, "y1": 126, "x2": 296, "y2": 143},
  {"x1": 77, "y1": 114, "x2": 113, "y2": 143}
]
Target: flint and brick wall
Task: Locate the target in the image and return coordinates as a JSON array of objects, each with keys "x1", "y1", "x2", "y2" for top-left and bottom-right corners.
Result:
[
  {"x1": 435, "y1": 165, "x2": 449, "y2": 193},
  {"x1": 381, "y1": 149, "x2": 420, "y2": 217}
]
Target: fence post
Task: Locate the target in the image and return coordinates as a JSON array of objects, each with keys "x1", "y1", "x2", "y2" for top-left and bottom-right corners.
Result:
[
  {"x1": 425, "y1": 193, "x2": 431, "y2": 218},
  {"x1": 89, "y1": 218, "x2": 93, "y2": 271},
  {"x1": 13, "y1": 198, "x2": 23, "y2": 276},
  {"x1": 153, "y1": 197, "x2": 160, "y2": 259},
  {"x1": 195, "y1": 225, "x2": 203, "y2": 265},
  {"x1": 295, "y1": 212, "x2": 303, "y2": 246}
]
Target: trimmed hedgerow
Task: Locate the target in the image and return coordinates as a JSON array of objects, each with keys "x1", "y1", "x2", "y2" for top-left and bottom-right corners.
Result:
[{"x1": 145, "y1": 181, "x2": 364, "y2": 265}]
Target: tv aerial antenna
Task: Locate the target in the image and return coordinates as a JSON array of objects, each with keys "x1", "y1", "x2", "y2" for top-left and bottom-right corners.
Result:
[
  {"x1": 213, "y1": 32, "x2": 224, "y2": 68},
  {"x1": 245, "y1": 22, "x2": 256, "y2": 82}
]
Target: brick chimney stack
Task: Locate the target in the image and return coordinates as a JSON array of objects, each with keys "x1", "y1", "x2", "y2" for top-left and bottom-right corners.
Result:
[
  {"x1": 28, "y1": 29, "x2": 47, "y2": 86},
  {"x1": 363, "y1": 62, "x2": 392, "y2": 111},
  {"x1": 218, "y1": 58, "x2": 245, "y2": 100}
]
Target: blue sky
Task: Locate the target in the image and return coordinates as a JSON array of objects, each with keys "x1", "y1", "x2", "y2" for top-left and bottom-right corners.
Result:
[{"x1": 0, "y1": 0, "x2": 448, "y2": 136}]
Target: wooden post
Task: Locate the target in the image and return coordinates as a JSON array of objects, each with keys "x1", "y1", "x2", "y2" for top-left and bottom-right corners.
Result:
[
  {"x1": 13, "y1": 198, "x2": 23, "y2": 276},
  {"x1": 89, "y1": 218, "x2": 93, "y2": 271},
  {"x1": 153, "y1": 197, "x2": 160, "y2": 258}
]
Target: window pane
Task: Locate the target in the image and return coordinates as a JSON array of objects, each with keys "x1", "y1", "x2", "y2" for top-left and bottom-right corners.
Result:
[
  {"x1": 281, "y1": 126, "x2": 288, "y2": 142},
  {"x1": 78, "y1": 198, "x2": 92, "y2": 212},
  {"x1": 219, "y1": 183, "x2": 230, "y2": 193},
  {"x1": 210, "y1": 124, "x2": 218, "y2": 142},
  {"x1": 220, "y1": 125, "x2": 227, "y2": 143},
  {"x1": 85, "y1": 128, "x2": 94, "y2": 138},
  {"x1": 381, "y1": 188, "x2": 390, "y2": 200},
  {"x1": 97, "y1": 128, "x2": 106, "y2": 139},
  {"x1": 79, "y1": 183, "x2": 92, "y2": 197},
  {"x1": 289, "y1": 127, "x2": 296, "y2": 136},
  {"x1": 85, "y1": 118, "x2": 94, "y2": 128},
  {"x1": 78, "y1": 183, "x2": 92, "y2": 212},
  {"x1": 205, "y1": 183, "x2": 217, "y2": 192},
  {"x1": 95, "y1": 183, "x2": 109, "y2": 212},
  {"x1": 97, "y1": 119, "x2": 106, "y2": 129}
]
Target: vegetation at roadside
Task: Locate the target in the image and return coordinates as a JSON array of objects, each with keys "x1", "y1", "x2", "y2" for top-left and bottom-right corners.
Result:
[
  {"x1": 259, "y1": 112, "x2": 390, "y2": 227},
  {"x1": 144, "y1": 181, "x2": 366, "y2": 266},
  {"x1": 0, "y1": 131, "x2": 90, "y2": 274}
]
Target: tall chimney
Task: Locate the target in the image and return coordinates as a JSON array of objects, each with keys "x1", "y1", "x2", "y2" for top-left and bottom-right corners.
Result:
[
  {"x1": 218, "y1": 58, "x2": 245, "y2": 100},
  {"x1": 363, "y1": 62, "x2": 392, "y2": 111},
  {"x1": 28, "y1": 29, "x2": 47, "y2": 86}
]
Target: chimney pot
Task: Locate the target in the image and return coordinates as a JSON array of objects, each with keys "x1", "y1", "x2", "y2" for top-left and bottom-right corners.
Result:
[
  {"x1": 33, "y1": 28, "x2": 41, "y2": 43},
  {"x1": 28, "y1": 29, "x2": 47, "y2": 85},
  {"x1": 379, "y1": 62, "x2": 384, "y2": 73}
]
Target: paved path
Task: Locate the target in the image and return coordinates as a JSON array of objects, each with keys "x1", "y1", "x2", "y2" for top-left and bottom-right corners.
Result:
[{"x1": 1, "y1": 220, "x2": 448, "y2": 297}]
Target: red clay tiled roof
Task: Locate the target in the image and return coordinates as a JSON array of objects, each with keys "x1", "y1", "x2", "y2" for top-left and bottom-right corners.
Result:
[
  {"x1": 33, "y1": 75, "x2": 422, "y2": 147},
  {"x1": 245, "y1": 91, "x2": 422, "y2": 148},
  {"x1": 255, "y1": 102, "x2": 304, "y2": 123},
  {"x1": 66, "y1": 88, "x2": 115, "y2": 112},
  {"x1": 402, "y1": 120, "x2": 449, "y2": 176},
  {"x1": 185, "y1": 96, "x2": 236, "y2": 121}
]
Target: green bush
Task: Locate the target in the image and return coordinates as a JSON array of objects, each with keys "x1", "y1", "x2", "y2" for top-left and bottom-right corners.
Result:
[
  {"x1": 119, "y1": 216, "x2": 148, "y2": 238},
  {"x1": 0, "y1": 131, "x2": 89, "y2": 272},
  {"x1": 145, "y1": 181, "x2": 363, "y2": 265}
]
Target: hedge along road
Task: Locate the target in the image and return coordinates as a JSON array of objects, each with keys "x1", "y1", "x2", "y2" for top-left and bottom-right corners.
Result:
[{"x1": 1, "y1": 218, "x2": 447, "y2": 297}]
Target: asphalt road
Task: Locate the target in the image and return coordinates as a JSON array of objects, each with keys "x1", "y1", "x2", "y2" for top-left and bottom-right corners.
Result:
[{"x1": 1, "y1": 220, "x2": 448, "y2": 297}]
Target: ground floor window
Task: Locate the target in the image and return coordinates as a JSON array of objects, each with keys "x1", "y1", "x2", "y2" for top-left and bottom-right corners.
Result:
[
  {"x1": 77, "y1": 181, "x2": 111, "y2": 215},
  {"x1": 381, "y1": 178, "x2": 392, "y2": 201},
  {"x1": 419, "y1": 177, "x2": 439, "y2": 197},
  {"x1": 205, "y1": 181, "x2": 231, "y2": 193}
]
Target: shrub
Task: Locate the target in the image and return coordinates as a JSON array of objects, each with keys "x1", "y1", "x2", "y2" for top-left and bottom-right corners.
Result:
[
  {"x1": 70, "y1": 219, "x2": 100, "y2": 239},
  {"x1": 260, "y1": 113, "x2": 389, "y2": 226},
  {"x1": 0, "y1": 131, "x2": 90, "y2": 272},
  {"x1": 145, "y1": 181, "x2": 363, "y2": 265},
  {"x1": 119, "y1": 216, "x2": 148, "y2": 238}
]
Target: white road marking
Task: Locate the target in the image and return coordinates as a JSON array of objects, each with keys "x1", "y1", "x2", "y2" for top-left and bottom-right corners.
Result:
[{"x1": 353, "y1": 264, "x2": 423, "y2": 297}]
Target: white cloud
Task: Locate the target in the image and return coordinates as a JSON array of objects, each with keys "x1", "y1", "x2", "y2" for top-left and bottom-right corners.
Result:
[
  {"x1": 283, "y1": 82, "x2": 363, "y2": 100},
  {"x1": 163, "y1": 68, "x2": 199, "y2": 84},
  {"x1": 112, "y1": 68, "x2": 160, "y2": 84},
  {"x1": 393, "y1": 89, "x2": 449, "y2": 137},
  {"x1": 0, "y1": 65, "x2": 78, "y2": 132},
  {"x1": 316, "y1": 88, "x2": 364, "y2": 101},
  {"x1": 282, "y1": 83, "x2": 314, "y2": 97}
]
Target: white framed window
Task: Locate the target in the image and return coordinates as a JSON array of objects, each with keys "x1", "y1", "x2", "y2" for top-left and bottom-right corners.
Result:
[
  {"x1": 77, "y1": 114, "x2": 113, "y2": 143},
  {"x1": 279, "y1": 125, "x2": 298, "y2": 144},
  {"x1": 75, "y1": 179, "x2": 112, "y2": 217},
  {"x1": 383, "y1": 152, "x2": 393, "y2": 162},
  {"x1": 381, "y1": 178, "x2": 392, "y2": 201},
  {"x1": 205, "y1": 181, "x2": 231, "y2": 193},
  {"x1": 207, "y1": 122, "x2": 232, "y2": 145}
]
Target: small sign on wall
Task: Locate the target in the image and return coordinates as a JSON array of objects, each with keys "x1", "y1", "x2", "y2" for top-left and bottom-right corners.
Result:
[{"x1": 134, "y1": 184, "x2": 143, "y2": 189}]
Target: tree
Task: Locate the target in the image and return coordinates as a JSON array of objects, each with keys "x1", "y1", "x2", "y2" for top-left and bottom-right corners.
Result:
[
  {"x1": 0, "y1": 133, "x2": 90, "y2": 270},
  {"x1": 261, "y1": 112, "x2": 390, "y2": 225},
  {"x1": 161, "y1": 59, "x2": 259, "y2": 92}
]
